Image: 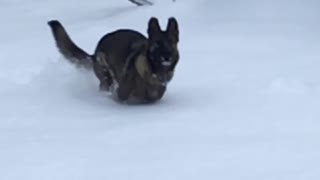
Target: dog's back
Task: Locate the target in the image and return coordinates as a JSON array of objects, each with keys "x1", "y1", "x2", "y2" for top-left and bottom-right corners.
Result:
[{"x1": 94, "y1": 29, "x2": 146, "y2": 80}]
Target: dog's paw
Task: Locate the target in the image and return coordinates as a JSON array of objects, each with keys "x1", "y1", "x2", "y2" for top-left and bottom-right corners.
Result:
[
  {"x1": 110, "y1": 81, "x2": 120, "y2": 101},
  {"x1": 99, "y1": 82, "x2": 110, "y2": 92}
]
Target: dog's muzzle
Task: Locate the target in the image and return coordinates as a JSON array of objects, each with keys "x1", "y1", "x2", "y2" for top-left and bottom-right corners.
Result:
[{"x1": 160, "y1": 56, "x2": 174, "y2": 67}]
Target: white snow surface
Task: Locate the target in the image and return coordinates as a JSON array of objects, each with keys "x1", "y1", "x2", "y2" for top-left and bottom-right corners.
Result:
[{"x1": 1, "y1": 0, "x2": 320, "y2": 179}]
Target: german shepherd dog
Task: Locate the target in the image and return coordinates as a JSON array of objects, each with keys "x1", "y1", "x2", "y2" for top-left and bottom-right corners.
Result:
[{"x1": 47, "y1": 17, "x2": 179, "y2": 104}]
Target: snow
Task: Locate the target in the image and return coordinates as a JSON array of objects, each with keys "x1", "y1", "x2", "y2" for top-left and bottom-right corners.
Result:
[{"x1": 1, "y1": 0, "x2": 320, "y2": 179}]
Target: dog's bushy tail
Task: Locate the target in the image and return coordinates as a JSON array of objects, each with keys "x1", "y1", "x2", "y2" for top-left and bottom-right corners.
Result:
[{"x1": 47, "y1": 20, "x2": 93, "y2": 69}]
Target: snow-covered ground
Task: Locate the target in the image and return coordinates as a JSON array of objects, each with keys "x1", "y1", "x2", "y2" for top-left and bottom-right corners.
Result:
[{"x1": 1, "y1": 0, "x2": 320, "y2": 179}]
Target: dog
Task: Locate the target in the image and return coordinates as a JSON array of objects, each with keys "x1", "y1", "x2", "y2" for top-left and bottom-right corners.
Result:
[{"x1": 47, "y1": 17, "x2": 179, "y2": 104}]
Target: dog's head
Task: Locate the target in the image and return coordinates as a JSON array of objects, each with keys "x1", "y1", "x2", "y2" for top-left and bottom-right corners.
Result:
[{"x1": 146, "y1": 17, "x2": 180, "y2": 83}]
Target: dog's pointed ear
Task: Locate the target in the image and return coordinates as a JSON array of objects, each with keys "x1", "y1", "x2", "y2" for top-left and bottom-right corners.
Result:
[
  {"x1": 147, "y1": 17, "x2": 161, "y2": 40},
  {"x1": 166, "y1": 17, "x2": 179, "y2": 43}
]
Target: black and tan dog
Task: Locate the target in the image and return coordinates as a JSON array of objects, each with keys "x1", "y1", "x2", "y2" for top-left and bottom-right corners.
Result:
[{"x1": 47, "y1": 17, "x2": 179, "y2": 104}]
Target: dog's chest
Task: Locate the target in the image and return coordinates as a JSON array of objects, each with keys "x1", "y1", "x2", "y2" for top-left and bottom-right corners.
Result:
[{"x1": 128, "y1": 79, "x2": 165, "y2": 103}]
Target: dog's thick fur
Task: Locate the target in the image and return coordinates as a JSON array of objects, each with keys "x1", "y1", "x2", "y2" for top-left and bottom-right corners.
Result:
[{"x1": 47, "y1": 17, "x2": 179, "y2": 104}]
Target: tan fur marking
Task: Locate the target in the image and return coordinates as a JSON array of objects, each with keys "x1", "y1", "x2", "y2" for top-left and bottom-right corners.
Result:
[
  {"x1": 135, "y1": 55, "x2": 150, "y2": 77},
  {"x1": 135, "y1": 55, "x2": 161, "y2": 85}
]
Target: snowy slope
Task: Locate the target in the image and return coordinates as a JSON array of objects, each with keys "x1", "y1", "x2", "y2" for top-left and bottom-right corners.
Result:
[{"x1": 1, "y1": 0, "x2": 320, "y2": 179}]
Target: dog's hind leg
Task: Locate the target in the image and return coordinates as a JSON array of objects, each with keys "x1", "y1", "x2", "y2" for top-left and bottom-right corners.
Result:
[
  {"x1": 93, "y1": 62, "x2": 113, "y2": 92},
  {"x1": 92, "y1": 53, "x2": 115, "y2": 92},
  {"x1": 96, "y1": 52, "x2": 136, "y2": 102}
]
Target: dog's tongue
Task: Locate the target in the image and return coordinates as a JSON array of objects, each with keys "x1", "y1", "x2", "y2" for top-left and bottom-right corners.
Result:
[{"x1": 162, "y1": 61, "x2": 172, "y2": 66}]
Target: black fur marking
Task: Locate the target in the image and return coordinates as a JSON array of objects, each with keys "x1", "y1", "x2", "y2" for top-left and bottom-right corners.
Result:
[{"x1": 147, "y1": 40, "x2": 176, "y2": 73}]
